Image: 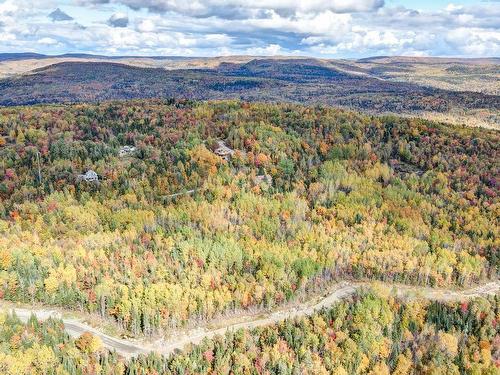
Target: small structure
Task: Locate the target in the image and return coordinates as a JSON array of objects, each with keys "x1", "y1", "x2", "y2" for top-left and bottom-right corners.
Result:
[
  {"x1": 119, "y1": 145, "x2": 137, "y2": 157},
  {"x1": 213, "y1": 141, "x2": 234, "y2": 161},
  {"x1": 389, "y1": 159, "x2": 423, "y2": 177},
  {"x1": 77, "y1": 170, "x2": 99, "y2": 183},
  {"x1": 253, "y1": 174, "x2": 273, "y2": 186}
]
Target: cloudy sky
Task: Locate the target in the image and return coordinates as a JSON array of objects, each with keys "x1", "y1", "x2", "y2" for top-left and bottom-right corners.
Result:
[{"x1": 0, "y1": 0, "x2": 499, "y2": 58}]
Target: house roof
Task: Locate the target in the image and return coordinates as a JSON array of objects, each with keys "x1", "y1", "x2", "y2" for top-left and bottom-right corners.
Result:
[
  {"x1": 84, "y1": 170, "x2": 97, "y2": 177},
  {"x1": 120, "y1": 145, "x2": 136, "y2": 151},
  {"x1": 214, "y1": 141, "x2": 234, "y2": 156}
]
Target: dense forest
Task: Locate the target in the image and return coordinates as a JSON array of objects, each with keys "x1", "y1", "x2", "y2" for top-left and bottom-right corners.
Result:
[
  {"x1": 0, "y1": 60, "x2": 498, "y2": 120},
  {"x1": 0, "y1": 100, "x2": 498, "y2": 334},
  {"x1": 0, "y1": 292, "x2": 498, "y2": 374}
]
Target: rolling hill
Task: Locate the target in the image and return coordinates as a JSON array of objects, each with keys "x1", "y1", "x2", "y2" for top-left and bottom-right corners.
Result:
[{"x1": 0, "y1": 58, "x2": 498, "y2": 128}]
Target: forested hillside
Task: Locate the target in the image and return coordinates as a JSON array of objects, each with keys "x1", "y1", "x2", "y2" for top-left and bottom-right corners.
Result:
[
  {"x1": 1, "y1": 59, "x2": 498, "y2": 129},
  {"x1": 0, "y1": 100, "x2": 498, "y2": 335},
  {"x1": 0, "y1": 292, "x2": 498, "y2": 374}
]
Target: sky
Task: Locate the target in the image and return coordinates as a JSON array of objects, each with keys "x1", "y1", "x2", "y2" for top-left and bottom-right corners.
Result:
[{"x1": 0, "y1": 0, "x2": 499, "y2": 58}]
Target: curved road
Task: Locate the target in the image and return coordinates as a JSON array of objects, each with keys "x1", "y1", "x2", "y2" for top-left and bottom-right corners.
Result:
[{"x1": 2, "y1": 280, "x2": 498, "y2": 359}]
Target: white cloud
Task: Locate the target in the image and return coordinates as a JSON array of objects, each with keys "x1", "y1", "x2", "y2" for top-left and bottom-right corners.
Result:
[
  {"x1": 246, "y1": 43, "x2": 283, "y2": 55},
  {"x1": 38, "y1": 37, "x2": 59, "y2": 45},
  {"x1": 445, "y1": 3, "x2": 463, "y2": 12},
  {"x1": 243, "y1": 11, "x2": 352, "y2": 37},
  {"x1": 0, "y1": 32, "x2": 16, "y2": 42},
  {"x1": 137, "y1": 19, "x2": 156, "y2": 32},
  {"x1": 0, "y1": 1, "x2": 18, "y2": 15},
  {"x1": 82, "y1": 0, "x2": 384, "y2": 16},
  {"x1": 0, "y1": 0, "x2": 498, "y2": 58},
  {"x1": 446, "y1": 28, "x2": 500, "y2": 56}
]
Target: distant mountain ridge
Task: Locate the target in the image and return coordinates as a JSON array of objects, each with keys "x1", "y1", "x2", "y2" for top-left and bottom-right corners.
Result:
[
  {"x1": 0, "y1": 57, "x2": 498, "y2": 128},
  {"x1": 0, "y1": 59, "x2": 496, "y2": 104},
  {"x1": 2, "y1": 52, "x2": 499, "y2": 64},
  {"x1": 0, "y1": 53, "x2": 200, "y2": 62}
]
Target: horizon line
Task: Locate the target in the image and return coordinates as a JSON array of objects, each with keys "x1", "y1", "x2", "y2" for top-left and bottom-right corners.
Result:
[{"x1": 1, "y1": 52, "x2": 499, "y2": 61}]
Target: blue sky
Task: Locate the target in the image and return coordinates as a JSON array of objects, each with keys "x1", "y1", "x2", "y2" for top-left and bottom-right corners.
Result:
[{"x1": 0, "y1": 0, "x2": 498, "y2": 57}]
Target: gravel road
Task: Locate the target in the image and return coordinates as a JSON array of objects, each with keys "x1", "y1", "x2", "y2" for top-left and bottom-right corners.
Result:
[{"x1": 2, "y1": 280, "x2": 498, "y2": 359}]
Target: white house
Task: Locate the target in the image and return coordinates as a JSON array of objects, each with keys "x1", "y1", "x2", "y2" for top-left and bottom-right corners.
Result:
[
  {"x1": 119, "y1": 145, "x2": 137, "y2": 157},
  {"x1": 77, "y1": 170, "x2": 99, "y2": 182}
]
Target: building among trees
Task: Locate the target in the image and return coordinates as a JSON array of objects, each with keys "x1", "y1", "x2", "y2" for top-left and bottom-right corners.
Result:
[
  {"x1": 213, "y1": 141, "x2": 234, "y2": 161},
  {"x1": 77, "y1": 170, "x2": 99, "y2": 182},
  {"x1": 118, "y1": 145, "x2": 136, "y2": 157},
  {"x1": 253, "y1": 174, "x2": 272, "y2": 186}
]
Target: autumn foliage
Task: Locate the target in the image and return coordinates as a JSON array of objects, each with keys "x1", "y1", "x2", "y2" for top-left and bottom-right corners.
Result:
[{"x1": 0, "y1": 100, "x2": 497, "y2": 336}]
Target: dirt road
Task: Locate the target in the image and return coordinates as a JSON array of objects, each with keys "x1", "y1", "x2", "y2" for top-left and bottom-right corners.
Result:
[{"x1": 1, "y1": 280, "x2": 498, "y2": 359}]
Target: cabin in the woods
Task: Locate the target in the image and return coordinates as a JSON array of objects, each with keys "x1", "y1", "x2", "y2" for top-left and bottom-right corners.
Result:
[
  {"x1": 119, "y1": 145, "x2": 137, "y2": 157},
  {"x1": 214, "y1": 141, "x2": 234, "y2": 161},
  {"x1": 253, "y1": 174, "x2": 273, "y2": 186},
  {"x1": 77, "y1": 170, "x2": 99, "y2": 182}
]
